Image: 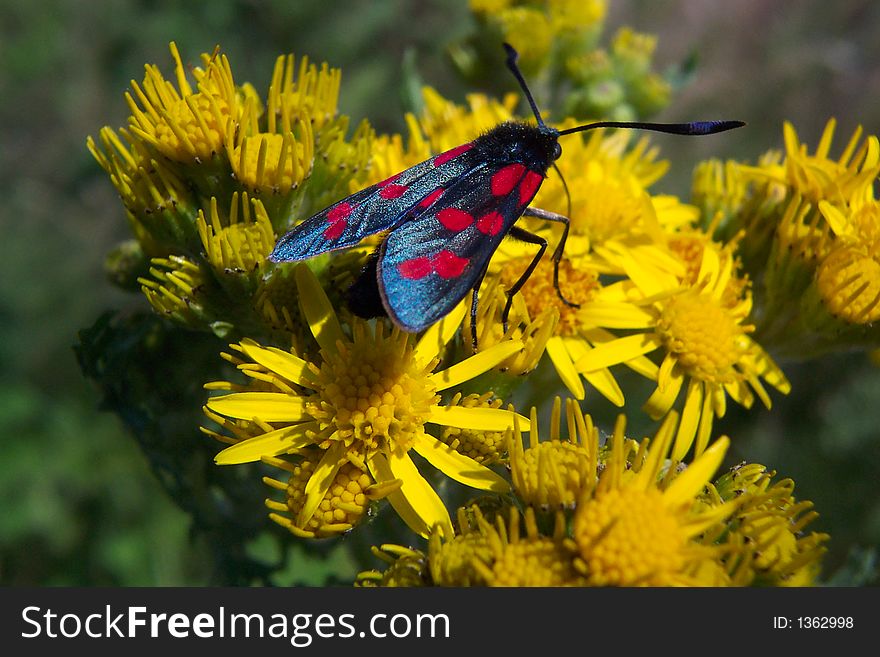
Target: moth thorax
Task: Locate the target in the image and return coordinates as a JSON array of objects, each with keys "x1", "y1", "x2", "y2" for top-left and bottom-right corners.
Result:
[{"x1": 475, "y1": 121, "x2": 560, "y2": 172}]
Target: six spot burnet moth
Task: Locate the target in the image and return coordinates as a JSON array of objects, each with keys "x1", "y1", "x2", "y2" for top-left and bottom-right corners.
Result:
[{"x1": 269, "y1": 43, "x2": 744, "y2": 347}]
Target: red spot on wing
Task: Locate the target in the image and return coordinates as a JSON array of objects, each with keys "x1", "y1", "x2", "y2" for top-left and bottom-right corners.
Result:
[
  {"x1": 519, "y1": 171, "x2": 543, "y2": 204},
  {"x1": 327, "y1": 202, "x2": 353, "y2": 222},
  {"x1": 398, "y1": 257, "x2": 432, "y2": 280},
  {"x1": 432, "y1": 250, "x2": 469, "y2": 279},
  {"x1": 379, "y1": 184, "x2": 408, "y2": 199},
  {"x1": 476, "y1": 211, "x2": 504, "y2": 236},
  {"x1": 324, "y1": 201, "x2": 352, "y2": 241},
  {"x1": 433, "y1": 143, "x2": 473, "y2": 167},
  {"x1": 323, "y1": 219, "x2": 346, "y2": 240},
  {"x1": 419, "y1": 188, "x2": 445, "y2": 208},
  {"x1": 491, "y1": 164, "x2": 526, "y2": 196},
  {"x1": 437, "y1": 208, "x2": 474, "y2": 232}
]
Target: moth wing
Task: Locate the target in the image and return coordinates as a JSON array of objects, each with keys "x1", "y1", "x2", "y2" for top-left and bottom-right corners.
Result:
[
  {"x1": 378, "y1": 162, "x2": 544, "y2": 331},
  {"x1": 269, "y1": 144, "x2": 479, "y2": 262}
]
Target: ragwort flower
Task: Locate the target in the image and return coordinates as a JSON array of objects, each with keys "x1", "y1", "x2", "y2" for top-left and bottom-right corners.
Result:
[
  {"x1": 203, "y1": 264, "x2": 524, "y2": 538},
  {"x1": 577, "y1": 246, "x2": 790, "y2": 459},
  {"x1": 571, "y1": 413, "x2": 735, "y2": 586}
]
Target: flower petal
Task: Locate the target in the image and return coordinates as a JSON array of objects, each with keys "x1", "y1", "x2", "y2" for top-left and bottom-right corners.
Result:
[
  {"x1": 578, "y1": 301, "x2": 656, "y2": 329},
  {"x1": 412, "y1": 433, "x2": 509, "y2": 493},
  {"x1": 414, "y1": 300, "x2": 466, "y2": 368},
  {"x1": 546, "y1": 336, "x2": 584, "y2": 400},
  {"x1": 672, "y1": 379, "x2": 704, "y2": 461},
  {"x1": 582, "y1": 367, "x2": 625, "y2": 407},
  {"x1": 368, "y1": 449, "x2": 452, "y2": 538},
  {"x1": 214, "y1": 422, "x2": 319, "y2": 464},
  {"x1": 238, "y1": 339, "x2": 314, "y2": 386},
  {"x1": 574, "y1": 333, "x2": 660, "y2": 371},
  {"x1": 298, "y1": 441, "x2": 345, "y2": 527},
  {"x1": 429, "y1": 339, "x2": 524, "y2": 391},
  {"x1": 583, "y1": 327, "x2": 659, "y2": 379},
  {"x1": 294, "y1": 263, "x2": 345, "y2": 354},
  {"x1": 643, "y1": 356, "x2": 683, "y2": 419},
  {"x1": 206, "y1": 391, "x2": 307, "y2": 421},
  {"x1": 426, "y1": 405, "x2": 528, "y2": 431},
  {"x1": 664, "y1": 436, "x2": 730, "y2": 507}
]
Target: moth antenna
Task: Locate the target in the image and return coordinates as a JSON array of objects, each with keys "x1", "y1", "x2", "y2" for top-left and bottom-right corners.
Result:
[
  {"x1": 557, "y1": 120, "x2": 745, "y2": 137},
  {"x1": 503, "y1": 42, "x2": 546, "y2": 128}
]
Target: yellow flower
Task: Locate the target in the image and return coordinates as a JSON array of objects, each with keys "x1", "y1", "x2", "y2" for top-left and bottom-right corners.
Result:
[
  {"x1": 484, "y1": 241, "x2": 665, "y2": 404},
  {"x1": 548, "y1": 0, "x2": 607, "y2": 34},
  {"x1": 571, "y1": 413, "x2": 735, "y2": 586},
  {"x1": 262, "y1": 451, "x2": 396, "y2": 538},
  {"x1": 465, "y1": 506, "x2": 587, "y2": 586},
  {"x1": 356, "y1": 544, "x2": 431, "y2": 587},
  {"x1": 418, "y1": 87, "x2": 519, "y2": 154},
  {"x1": 533, "y1": 126, "x2": 670, "y2": 253},
  {"x1": 577, "y1": 246, "x2": 789, "y2": 459},
  {"x1": 202, "y1": 264, "x2": 525, "y2": 538},
  {"x1": 138, "y1": 255, "x2": 205, "y2": 327},
  {"x1": 87, "y1": 126, "x2": 192, "y2": 255},
  {"x1": 508, "y1": 399, "x2": 598, "y2": 508},
  {"x1": 266, "y1": 53, "x2": 342, "y2": 132},
  {"x1": 126, "y1": 43, "x2": 240, "y2": 163},
  {"x1": 462, "y1": 275, "x2": 558, "y2": 376},
  {"x1": 437, "y1": 393, "x2": 509, "y2": 465},
  {"x1": 703, "y1": 463, "x2": 829, "y2": 586},
  {"x1": 814, "y1": 199, "x2": 880, "y2": 324},
  {"x1": 747, "y1": 119, "x2": 880, "y2": 205},
  {"x1": 196, "y1": 193, "x2": 275, "y2": 273},
  {"x1": 495, "y1": 7, "x2": 554, "y2": 71}
]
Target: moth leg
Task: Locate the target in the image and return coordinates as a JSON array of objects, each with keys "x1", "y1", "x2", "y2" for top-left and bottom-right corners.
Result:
[
  {"x1": 503, "y1": 225, "x2": 548, "y2": 333},
  {"x1": 469, "y1": 268, "x2": 489, "y2": 352},
  {"x1": 522, "y1": 206, "x2": 580, "y2": 309}
]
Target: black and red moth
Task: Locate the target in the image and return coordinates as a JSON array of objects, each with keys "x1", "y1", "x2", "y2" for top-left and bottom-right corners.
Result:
[{"x1": 270, "y1": 43, "x2": 743, "y2": 345}]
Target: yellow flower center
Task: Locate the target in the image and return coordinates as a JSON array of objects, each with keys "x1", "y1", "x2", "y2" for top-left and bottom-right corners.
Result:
[
  {"x1": 657, "y1": 291, "x2": 746, "y2": 382},
  {"x1": 501, "y1": 257, "x2": 599, "y2": 336},
  {"x1": 430, "y1": 534, "x2": 493, "y2": 586},
  {"x1": 154, "y1": 93, "x2": 231, "y2": 161},
  {"x1": 230, "y1": 132, "x2": 311, "y2": 194},
  {"x1": 308, "y1": 324, "x2": 438, "y2": 455},
  {"x1": 513, "y1": 440, "x2": 593, "y2": 507},
  {"x1": 438, "y1": 394, "x2": 506, "y2": 465},
  {"x1": 489, "y1": 539, "x2": 584, "y2": 586},
  {"x1": 283, "y1": 457, "x2": 373, "y2": 535},
  {"x1": 817, "y1": 244, "x2": 880, "y2": 323},
  {"x1": 573, "y1": 487, "x2": 688, "y2": 586}
]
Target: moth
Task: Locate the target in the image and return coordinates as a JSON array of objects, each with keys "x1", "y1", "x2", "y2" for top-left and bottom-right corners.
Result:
[{"x1": 270, "y1": 43, "x2": 743, "y2": 346}]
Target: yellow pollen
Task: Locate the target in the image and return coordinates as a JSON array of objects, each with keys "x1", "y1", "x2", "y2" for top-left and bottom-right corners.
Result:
[
  {"x1": 573, "y1": 487, "x2": 687, "y2": 586},
  {"x1": 490, "y1": 539, "x2": 583, "y2": 586},
  {"x1": 307, "y1": 324, "x2": 437, "y2": 453},
  {"x1": 816, "y1": 245, "x2": 880, "y2": 323},
  {"x1": 153, "y1": 93, "x2": 230, "y2": 161},
  {"x1": 513, "y1": 440, "x2": 592, "y2": 507},
  {"x1": 657, "y1": 291, "x2": 744, "y2": 382},
  {"x1": 280, "y1": 458, "x2": 373, "y2": 535},
  {"x1": 501, "y1": 257, "x2": 599, "y2": 336}
]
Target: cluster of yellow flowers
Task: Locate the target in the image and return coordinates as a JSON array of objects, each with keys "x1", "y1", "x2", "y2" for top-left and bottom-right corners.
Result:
[
  {"x1": 88, "y1": 4, "x2": 875, "y2": 586},
  {"x1": 456, "y1": 0, "x2": 670, "y2": 121},
  {"x1": 358, "y1": 401, "x2": 825, "y2": 586},
  {"x1": 693, "y1": 119, "x2": 880, "y2": 358}
]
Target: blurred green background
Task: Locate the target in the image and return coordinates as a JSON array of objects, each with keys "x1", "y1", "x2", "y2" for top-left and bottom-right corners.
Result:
[{"x1": 1, "y1": 0, "x2": 878, "y2": 586}]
